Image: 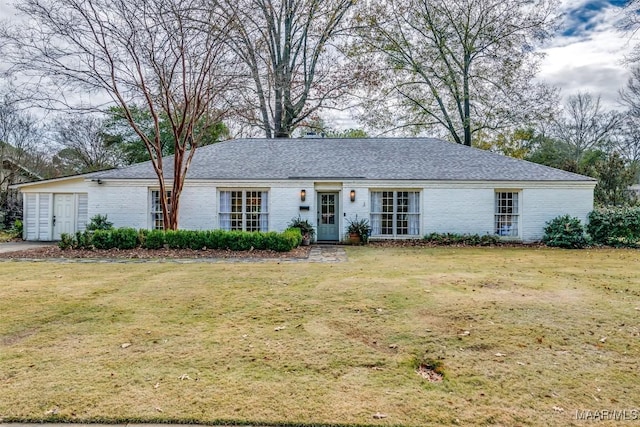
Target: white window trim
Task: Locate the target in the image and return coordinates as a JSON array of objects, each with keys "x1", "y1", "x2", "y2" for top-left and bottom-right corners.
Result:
[
  {"x1": 218, "y1": 189, "x2": 269, "y2": 232},
  {"x1": 150, "y1": 189, "x2": 171, "y2": 230},
  {"x1": 494, "y1": 190, "x2": 521, "y2": 239},
  {"x1": 370, "y1": 190, "x2": 421, "y2": 238}
]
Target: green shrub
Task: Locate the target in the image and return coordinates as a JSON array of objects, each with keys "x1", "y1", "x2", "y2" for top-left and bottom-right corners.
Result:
[
  {"x1": 203, "y1": 230, "x2": 224, "y2": 250},
  {"x1": 424, "y1": 232, "x2": 499, "y2": 246},
  {"x1": 186, "y1": 231, "x2": 207, "y2": 250},
  {"x1": 542, "y1": 215, "x2": 589, "y2": 249},
  {"x1": 92, "y1": 229, "x2": 113, "y2": 249},
  {"x1": 250, "y1": 232, "x2": 268, "y2": 250},
  {"x1": 111, "y1": 228, "x2": 138, "y2": 249},
  {"x1": 10, "y1": 219, "x2": 23, "y2": 238},
  {"x1": 58, "y1": 233, "x2": 75, "y2": 250},
  {"x1": 164, "y1": 230, "x2": 184, "y2": 249},
  {"x1": 277, "y1": 228, "x2": 303, "y2": 252},
  {"x1": 587, "y1": 207, "x2": 640, "y2": 247},
  {"x1": 75, "y1": 230, "x2": 93, "y2": 249},
  {"x1": 86, "y1": 214, "x2": 113, "y2": 231},
  {"x1": 60, "y1": 228, "x2": 301, "y2": 252},
  {"x1": 137, "y1": 229, "x2": 148, "y2": 247},
  {"x1": 143, "y1": 230, "x2": 166, "y2": 249}
]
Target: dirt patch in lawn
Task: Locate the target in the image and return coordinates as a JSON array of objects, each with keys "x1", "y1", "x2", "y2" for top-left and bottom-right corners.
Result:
[{"x1": 0, "y1": 245, "x2": 311, "y2": 260}]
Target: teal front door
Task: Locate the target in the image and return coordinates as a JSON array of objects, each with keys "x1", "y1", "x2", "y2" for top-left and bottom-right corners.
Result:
[{"x1": 317, "y1": 192, "x2": 339, "y2": 241}]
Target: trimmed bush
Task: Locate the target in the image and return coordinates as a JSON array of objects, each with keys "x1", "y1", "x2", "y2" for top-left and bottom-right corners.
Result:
[
  {"x1": 587, "y1": 207, "x2": 640, "y2": 247},
  {"x1": 92, "y1": 229, "x2": 113, "y2": 249},
  {"x1": 142, "y1": 230, "x2": 166, "y2": 249},
  {"x1": 58, "y1": 227, "x2": 302, "y2": 252},
  {"x1": 164, "y1": 230, "x2": 191, "y2": 249},
  {"x1": 112, "y1": 228, "x2": 138, "y2": 249},
  {"x1": 187, "y1": 231, "x2": 207, "y2": 250},
  {"x1": 202, "y1": 230, "x2": 224, "y2": 249},
  {"x1": 542, "y1": 215, "x2": 589, "y2": 249}
]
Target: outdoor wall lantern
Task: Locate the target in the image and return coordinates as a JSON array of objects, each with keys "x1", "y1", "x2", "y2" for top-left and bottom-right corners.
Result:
[
  {"x1": 300, "y1": 189, "x2": 306, "y2": 202},
  {"x1": 350, "y1": 190, "x2": 356, "y2": 202}
]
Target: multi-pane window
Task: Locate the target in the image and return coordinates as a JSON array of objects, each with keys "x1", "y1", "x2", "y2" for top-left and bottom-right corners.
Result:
[
  {"x1": 371, "y1": 191, "x2": 420, "y2": 237},
  {"x1": 219, "y1": 190, "x2": 268, "y2": 232},
  {"x1": 151, "y1": 190, "x2": 171, "y2": 230},
  {"x1": 495, "y1": 191, "x2": 519, "y2": 237}
]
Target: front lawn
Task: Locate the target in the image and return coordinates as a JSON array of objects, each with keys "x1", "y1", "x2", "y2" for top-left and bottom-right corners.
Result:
[{"x1": 1, "y1": 247, "x2": 639, "y2": 426}]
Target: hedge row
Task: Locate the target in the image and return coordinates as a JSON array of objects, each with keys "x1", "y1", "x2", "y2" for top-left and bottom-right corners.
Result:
[
  {"x1": 587, "y1": 207, "x2": 640, "y2": 247},
  {"x1": 59, "y1": 228, "x2": 303, "y2": 252},
  {"x1": 541, "y1": 207, "x2": 640, "y2": 249}
]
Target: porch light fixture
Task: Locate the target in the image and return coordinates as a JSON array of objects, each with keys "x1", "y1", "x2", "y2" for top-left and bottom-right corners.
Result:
[
  {"x1": 300, "y1": 189, "x2": 306, "y2": 202},
  {"x1": 350, "y1": 190, "x2": 356, "y2": 202}
]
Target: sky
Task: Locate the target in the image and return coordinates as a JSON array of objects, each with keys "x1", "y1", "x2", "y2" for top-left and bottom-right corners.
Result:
[
  {"x1": 0, "y1": 0, "x2": 637, "y2": 120},
  {"x1": 538, "y1": 0, "x2": 636, "y2": 108}
]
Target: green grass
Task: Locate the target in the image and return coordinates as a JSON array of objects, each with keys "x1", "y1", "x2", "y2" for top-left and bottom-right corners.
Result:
[{"x1": 1, "y1": 246, "x2": 639, "y2": 426}]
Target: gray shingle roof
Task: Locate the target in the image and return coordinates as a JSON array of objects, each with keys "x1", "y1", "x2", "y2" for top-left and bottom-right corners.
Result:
[{"x1": 89, "y1": 138, "x2": 595, "y2": 182}]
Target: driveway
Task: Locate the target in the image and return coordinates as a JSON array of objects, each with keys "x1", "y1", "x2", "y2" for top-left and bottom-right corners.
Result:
[{"x1": 0, "y1": 241, "x2": 56, "y2": 253}]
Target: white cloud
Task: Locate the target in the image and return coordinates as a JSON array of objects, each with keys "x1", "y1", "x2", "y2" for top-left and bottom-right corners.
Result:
[{"x1": 538, "y1": 0, "x2": 636, "y2": 107}]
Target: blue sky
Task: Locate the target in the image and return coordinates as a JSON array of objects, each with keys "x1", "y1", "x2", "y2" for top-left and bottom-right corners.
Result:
[
  {"x1": 537, "y1": 0, "x2": 635, "y2": 109},
  {"x1": 561, "y1": 0, "x2": 628, "y2": 37}
]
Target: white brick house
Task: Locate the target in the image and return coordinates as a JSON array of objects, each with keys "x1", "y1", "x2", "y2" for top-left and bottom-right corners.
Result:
[{"x1": 13, "y1": 138, "x2": 596, "y2": 242}]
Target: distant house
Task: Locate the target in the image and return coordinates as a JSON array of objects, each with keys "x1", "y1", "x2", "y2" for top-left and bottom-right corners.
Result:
[{"x1": 13, "y1": 138, "x2": 595, "y2": 242}]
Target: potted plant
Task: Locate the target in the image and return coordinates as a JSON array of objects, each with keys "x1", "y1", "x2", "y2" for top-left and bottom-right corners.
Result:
[
  {"x1": 288, "y1": 216, "x2": 316, "y2": 245},
  {"x1": 346, "y1": 215, "x2": 371, "y2": 245}
]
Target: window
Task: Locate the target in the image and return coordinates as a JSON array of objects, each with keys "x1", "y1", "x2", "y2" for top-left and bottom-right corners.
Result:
[
  {"x1": 151, "y1": 190, "x2": 171, "y2": 230},
  {"x1": 495, "y1": 191, "x2": 519, "y2": 237},
  {"x1": 219, "y1": 190, "x2": 268, "y2": 231},
  {"x1": 370, "y1": 191, "x2": 420, "y2": 237}
]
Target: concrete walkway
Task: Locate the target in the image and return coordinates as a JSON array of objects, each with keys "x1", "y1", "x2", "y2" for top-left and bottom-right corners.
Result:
[
  {"x1": 308, "y1": 244, "x2": 348, "y2": 262},
  {"x1": 0, "y1": 241, "x2": 56, "y2": 253}
]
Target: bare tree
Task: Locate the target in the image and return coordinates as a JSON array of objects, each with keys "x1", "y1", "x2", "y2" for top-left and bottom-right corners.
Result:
[
  {"x1": 620, "y1": 0, "x2": 640, "y2": 64},
  {"x1": 2, "y1": 0, "x2": 235, "y2": 229},
  {"x1": 50, "y1": 114, "x2": 120, "y2": 173},
  {"x1": 553, "y1": 92, "x2": 622, "y2": 161},
  {"x1": 353, "y1": 0, "x2": 558, "y2": 146},
  {"x1": 617, "y1": 66, "x2": 640, "y2": 162},
  {"x1": 221, "y1": 0, "x2": 356, "y2": 138},
  {"x1": 0, "y1": 94, "x2": 49, "y2": 227}
]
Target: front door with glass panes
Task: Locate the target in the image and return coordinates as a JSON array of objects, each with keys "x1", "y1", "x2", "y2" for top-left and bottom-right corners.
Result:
[{"x1": 316, "y1": 192, "x2": 339, "y2": 241}]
